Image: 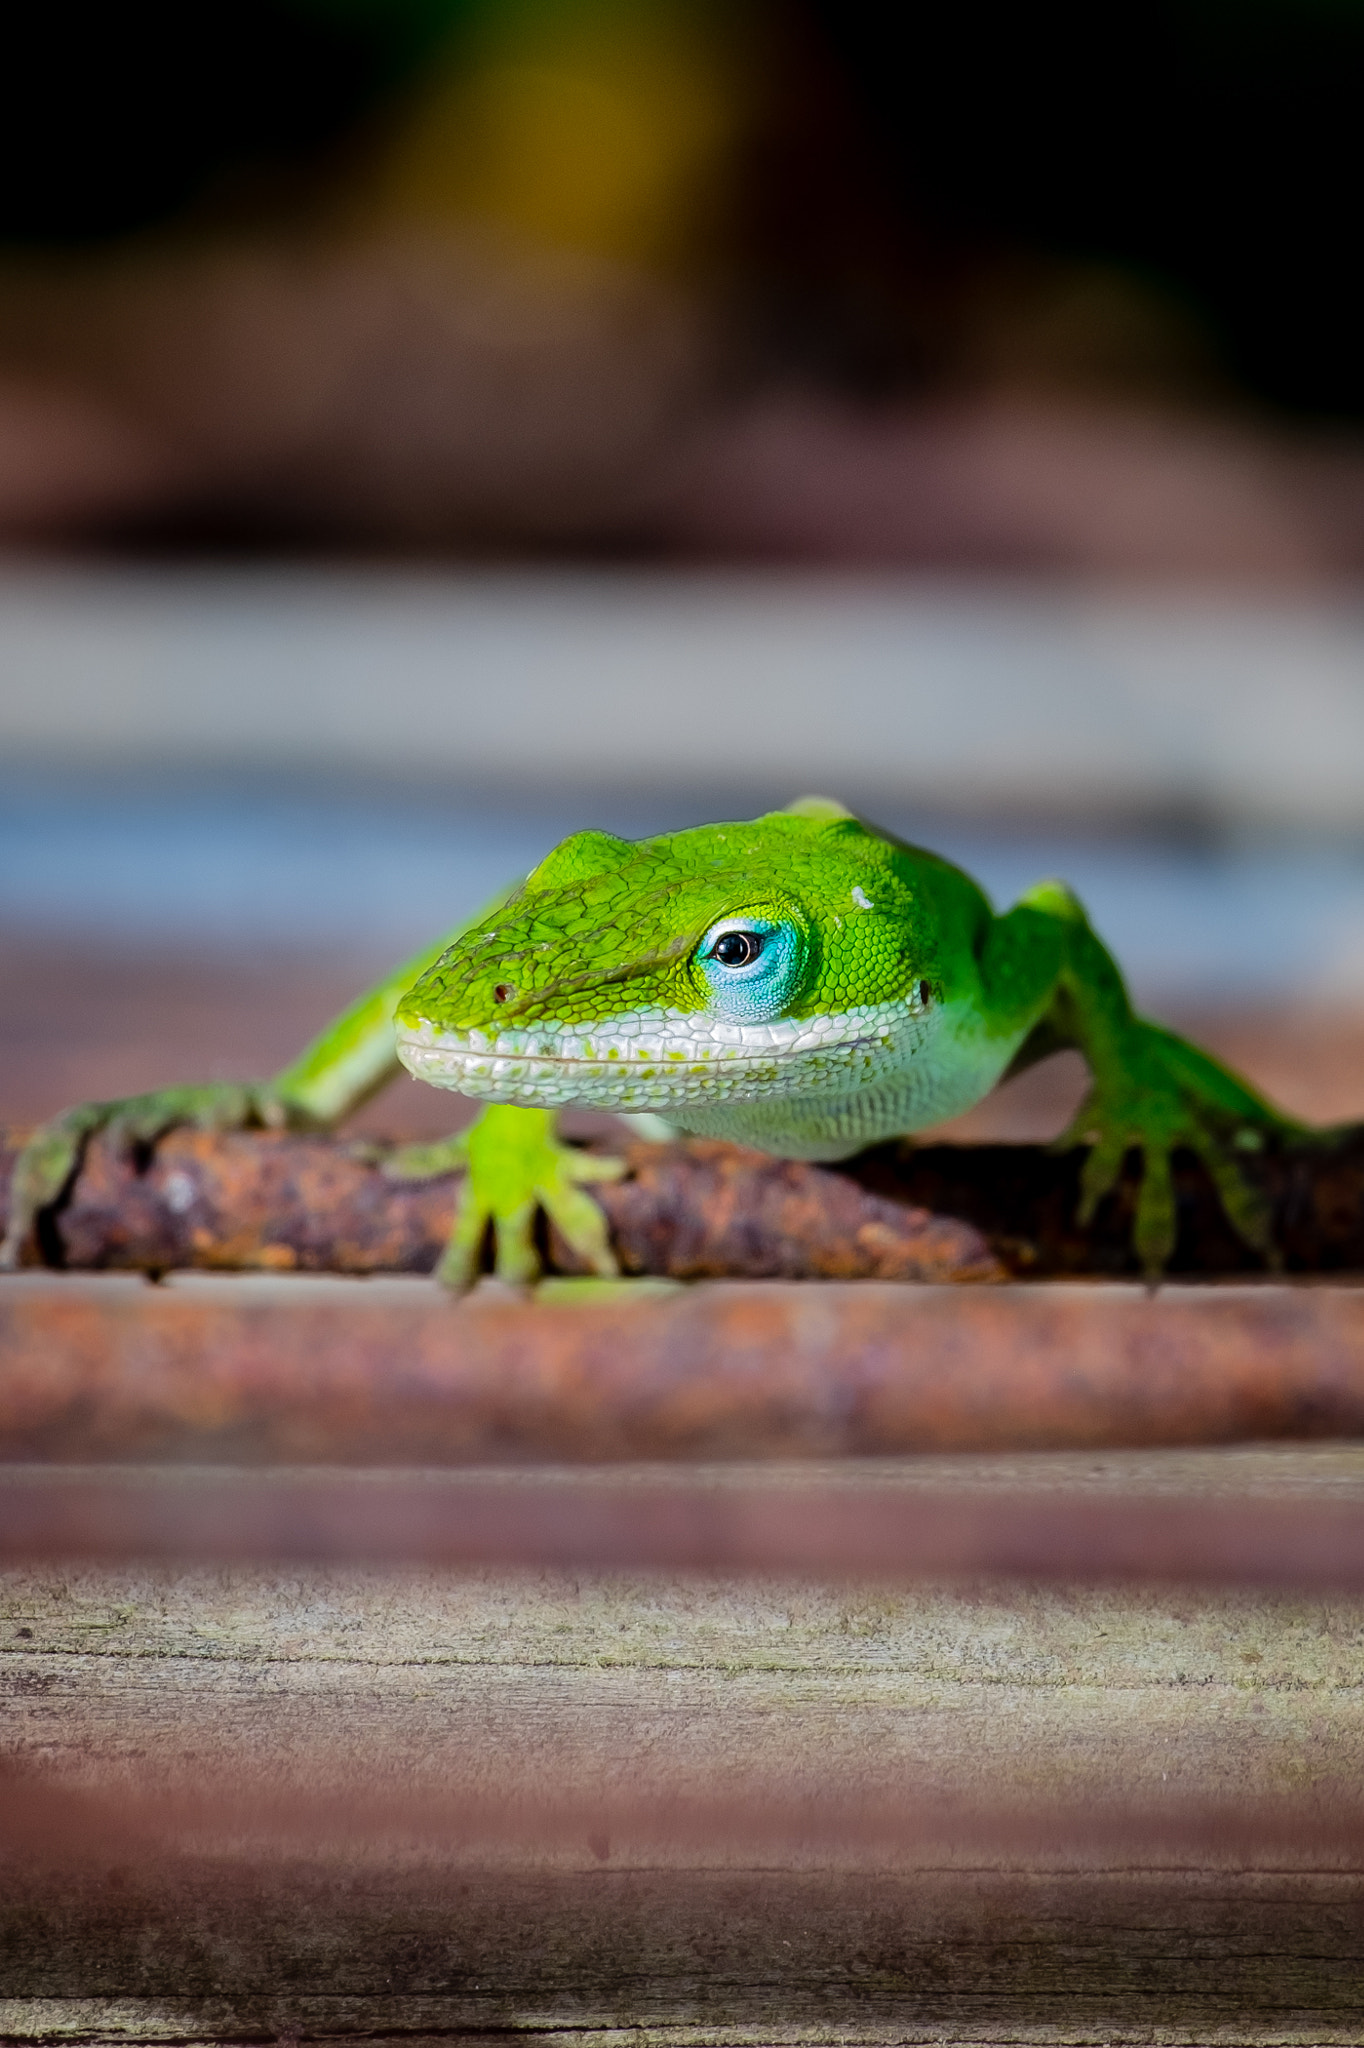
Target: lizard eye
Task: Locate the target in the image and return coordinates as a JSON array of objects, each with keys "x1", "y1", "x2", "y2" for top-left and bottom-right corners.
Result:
[
  {"x1": 710, "y1": 930, "x2": 763, "y2": 968},
  {"x1": 696, "y1": 913, "x2": 805, "y2": 1022}
]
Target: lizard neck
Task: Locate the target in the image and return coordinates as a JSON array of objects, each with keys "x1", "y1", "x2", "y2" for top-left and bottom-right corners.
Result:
[{"x1": 668, "y1": 999, "x2": 1032, "y2": 1160}]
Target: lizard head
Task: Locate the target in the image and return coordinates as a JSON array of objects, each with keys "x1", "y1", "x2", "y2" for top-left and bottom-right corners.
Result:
[{"x1": 393, "y1": 799, "x2": 943, "y2": 1113}]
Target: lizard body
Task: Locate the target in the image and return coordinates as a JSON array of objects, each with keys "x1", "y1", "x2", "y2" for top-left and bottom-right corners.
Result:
[{"x1": 2, "y1": 797, "x2": 1301, "y2": 1283}]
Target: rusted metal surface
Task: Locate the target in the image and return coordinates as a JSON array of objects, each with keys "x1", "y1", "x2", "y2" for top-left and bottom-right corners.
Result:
[
  {"x1": 0, "y1": 1127, "x2": 1003, "y2": 1281},
  {"x1": 878, "y1": 1129, "x2": 1364, "y2": 1276},
  {"x1": 7, "y1": 1461, "x2": 1364, "y2": 1582},
  {"x1": 3, "y1": 1272, "x2": 1364, "y2": 1459},
  {"x1": 5, "y1": 1120, "x2": 1363, "y2": 1280}
]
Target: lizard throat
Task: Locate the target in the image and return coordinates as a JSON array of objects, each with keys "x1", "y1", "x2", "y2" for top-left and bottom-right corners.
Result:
[{"x1": 395, "y1": 998, "x2": 928, "y2": 1112}]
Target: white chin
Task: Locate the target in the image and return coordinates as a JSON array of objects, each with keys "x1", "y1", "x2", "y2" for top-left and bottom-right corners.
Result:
[
  {"x1": 395, "y1": 1030, "x2": 791, "y2": 1113},
  {"x1": 395, "y1": 997, "x2": 915, "y2": 1112}
]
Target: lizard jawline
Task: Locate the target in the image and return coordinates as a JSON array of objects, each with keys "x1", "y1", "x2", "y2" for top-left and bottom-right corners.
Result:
[{"x1": 394, "y1": 1007, "x2": 920, "y2": 1112}]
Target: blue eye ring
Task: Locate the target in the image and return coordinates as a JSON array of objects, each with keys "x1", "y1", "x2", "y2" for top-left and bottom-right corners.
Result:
[{"x1": 696, "y1": 911, "x2": 807, "y2": 1021}]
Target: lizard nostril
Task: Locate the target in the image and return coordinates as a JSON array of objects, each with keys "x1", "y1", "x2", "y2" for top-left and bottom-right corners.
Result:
[{"x1": 493, "y1": 983, "x2": 515, "y2": 1003}]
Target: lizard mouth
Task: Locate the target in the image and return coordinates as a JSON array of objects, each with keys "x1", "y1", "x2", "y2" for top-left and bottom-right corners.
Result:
[{"x1": 394, "y1": 1003, "x2": 918, "y2": 1112}]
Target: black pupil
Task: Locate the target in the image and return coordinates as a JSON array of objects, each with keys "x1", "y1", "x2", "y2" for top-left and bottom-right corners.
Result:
[{"x1": 713, "y1": 931, "x2": 761, "y2": 967}]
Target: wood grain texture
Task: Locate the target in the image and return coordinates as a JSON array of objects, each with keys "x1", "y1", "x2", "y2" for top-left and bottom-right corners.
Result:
[
  {"x1": 5, "y1": 1450, "x2": 1364, "y2": 2043},
  {"x1": 7, "y1": 1867, "x2": 1364, "y2": 2045}
]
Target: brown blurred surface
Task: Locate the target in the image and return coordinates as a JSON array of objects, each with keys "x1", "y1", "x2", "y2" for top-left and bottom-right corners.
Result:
[
  {"x1": 6, "y1": 1, "x2": 1364, "y2": 577},
  {"x1": 6, "y1": 1271, "x2": 1364, "y2": 1458},
  {"x1": 6, "y1": 249, "x2": 1364, "y2": 571},
  {"x1": 0, "y1": 932, "x2": 457, "y2": 1140},
  {"x1": 5, "y1": 928, "x2": 1361, "y2": 1142}
]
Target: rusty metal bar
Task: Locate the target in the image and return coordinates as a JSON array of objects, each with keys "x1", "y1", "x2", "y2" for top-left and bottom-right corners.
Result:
[
  {"x1": 5, "y1": 1121, "x2": 1364, "y2": 1281},
  {"x1": 2, "y1": 1127, "x2": 1000, "y2": 1280},
  {"x1": 5, "y1": 1462, "x2": 1364, "y2": 1582},
  {"x1": 4, "y1": 1271, "x2": 1364, "y2": 1460}
]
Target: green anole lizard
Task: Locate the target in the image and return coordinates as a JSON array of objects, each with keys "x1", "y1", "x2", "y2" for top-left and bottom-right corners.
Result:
[{"x1": 2, "y1": 797, "x2": 1302, "y2": 1282}]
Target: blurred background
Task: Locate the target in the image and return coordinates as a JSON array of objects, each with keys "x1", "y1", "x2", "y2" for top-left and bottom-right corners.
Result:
[{"x1": 3, "y1": 0, "x2": 1364, "y2": 1143}]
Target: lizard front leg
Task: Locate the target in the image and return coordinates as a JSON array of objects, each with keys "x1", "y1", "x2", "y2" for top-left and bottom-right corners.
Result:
[
  {"x1": 383, "y1": 1104, "x2": 625, "y2": 1289},
  {"x1": 988, "y1": 880, "x2": 1304, "y2": 1277}
]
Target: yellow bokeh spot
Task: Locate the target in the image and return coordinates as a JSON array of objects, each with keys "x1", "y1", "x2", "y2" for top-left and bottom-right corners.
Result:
[{"x1": 368, "y1": 0, "x2": 745, "y2": 271}]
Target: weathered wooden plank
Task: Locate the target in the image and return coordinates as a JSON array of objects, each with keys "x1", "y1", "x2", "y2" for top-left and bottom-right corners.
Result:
[
  {"x1": 5, "y1": 1451, "x2": 1364, "y2": 2042},
  {"x1": 6, "y1": 1867, "x2": 1364, "y2": 2044},
  {"x1": 5, "y1": 1563, "x2": 1364, "y2": 1814}
]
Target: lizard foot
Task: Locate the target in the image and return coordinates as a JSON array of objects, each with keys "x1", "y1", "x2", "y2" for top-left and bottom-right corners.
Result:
[
  {"x1": 536, "y1": 1276, "x2": 685, "y2": 1304},
  {"x1": 1053, "y1": 1021, "x2": 1303, "y2": 1279},
  {"x1": 383, "y1": 1104, "x2": 625, "y2": 1291},
  {"x1": 1, "y1": 1081, "x2": 296, "y2": 1270}
]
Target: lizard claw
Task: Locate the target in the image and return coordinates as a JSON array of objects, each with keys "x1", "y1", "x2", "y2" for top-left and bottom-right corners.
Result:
[
  {"x1": 1052, "y1": 1024, "x2": 1294, "y2": 1280},
  {"x1": 1, "y1": 1102, "x2": 106, "y2": 1269},
  {"x1": 383, "y1": 1105, "x2": 626, "y2": 1292}
]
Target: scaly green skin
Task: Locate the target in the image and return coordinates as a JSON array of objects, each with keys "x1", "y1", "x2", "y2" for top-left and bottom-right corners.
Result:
[{"x1": 1, "y1": 799, "x2": 1304, "y2": 1282}]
